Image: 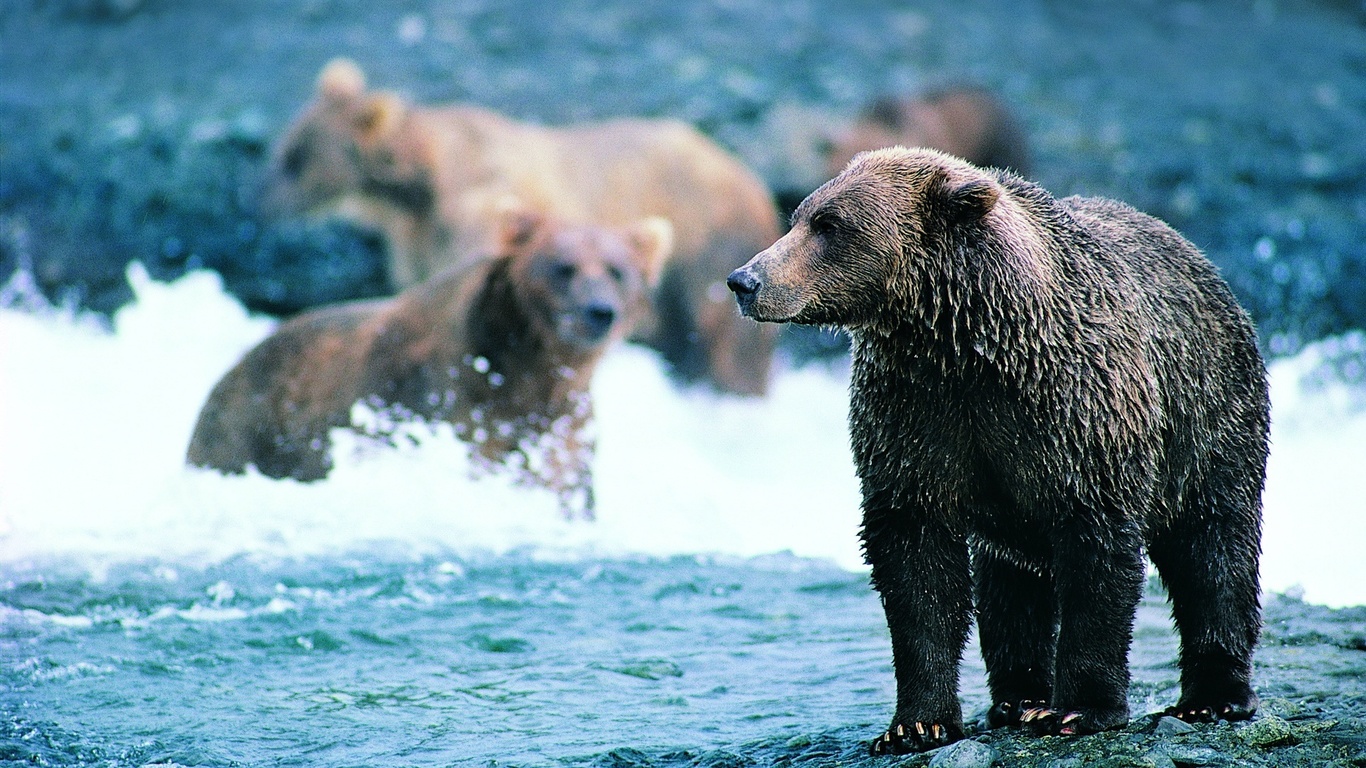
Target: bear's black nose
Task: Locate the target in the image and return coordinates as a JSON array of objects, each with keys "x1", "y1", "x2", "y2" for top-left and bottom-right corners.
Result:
[
  {"x1": 583, "y1": 303, "x2": 617, "y2": 338},
  {"x1": 727, "y1": 268, "x2": 759, "y2": 299}
]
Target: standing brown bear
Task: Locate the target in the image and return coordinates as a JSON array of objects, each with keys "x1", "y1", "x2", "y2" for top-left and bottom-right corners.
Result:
[
  {"x1": 728, "y1": 148, "x2": 1268, "y2": 754},
  {"x1": 187, "y1": 210, "x2": 670, "y2": 516}
]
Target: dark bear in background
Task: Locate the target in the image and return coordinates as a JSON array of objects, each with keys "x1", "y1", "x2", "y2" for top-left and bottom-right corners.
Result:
[
  {"x1": 728, "y1": 147, "x2": 1268, "y2": 754},
  {"x1": 823, "y1": 86, "x2": 1031, "y2": 180},
  {"x1": 188, "y1": 210, "x2": 670, "y2": 516}
]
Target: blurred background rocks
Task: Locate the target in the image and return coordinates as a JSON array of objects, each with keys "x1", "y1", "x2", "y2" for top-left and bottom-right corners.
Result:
[{"x1": 2, "y1": 0, "x2": 1363, "y2": 356}]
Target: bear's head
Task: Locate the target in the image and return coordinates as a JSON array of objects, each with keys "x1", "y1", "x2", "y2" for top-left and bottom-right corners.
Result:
[
  {"x1": 729, "y1": 147, "x2": 1019, "y2": 332},
  {"x1": 259, "y1": 58, "x2": 436, "y2": 223},
  {"x1": 496, "y1": 210, "x2": 672, "y2": 355}
]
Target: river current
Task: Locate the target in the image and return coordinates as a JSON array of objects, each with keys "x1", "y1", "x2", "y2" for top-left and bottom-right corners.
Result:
[{"x1": 2, "y1": 266, "x2": 1363, "y2": 765}]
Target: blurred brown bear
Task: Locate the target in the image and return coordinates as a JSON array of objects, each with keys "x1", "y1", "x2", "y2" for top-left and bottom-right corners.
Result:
[
  {"x1": 187, "y1": 210, "x2": 672, "y2": 516},
  {"x1": 823, "y1": 85, "x2": 1030, "y2": 179},
  {"x1": 260, "y1": 58, "x2": 780, "y2": 396}
]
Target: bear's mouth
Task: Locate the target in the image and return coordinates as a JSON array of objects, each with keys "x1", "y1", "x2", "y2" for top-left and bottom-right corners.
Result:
[{"x1": 557, "y1": 303, "x2": 619, "y2": 348}]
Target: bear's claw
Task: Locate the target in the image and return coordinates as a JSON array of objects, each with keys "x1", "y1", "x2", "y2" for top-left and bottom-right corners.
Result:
[
  {"x1": 1165, "y1": 701, "x2": 1255, "y2": 724},
  {"x1": 869, "y1": 721, "x2": 963, "y2": 755},
  {"x1": 987, "y1": 699, "x2": 1048, "y2": 729},
  {"x1": 1020, "y1": 707, "x2": 1094, "y2": 736}
]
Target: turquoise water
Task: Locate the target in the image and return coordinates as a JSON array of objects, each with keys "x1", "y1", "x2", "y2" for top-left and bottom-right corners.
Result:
[{"x1": 3, "y1": 550, "x2": 976, "y2": 766}]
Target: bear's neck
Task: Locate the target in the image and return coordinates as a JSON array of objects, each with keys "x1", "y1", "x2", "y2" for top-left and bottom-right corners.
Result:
[{"x1": 861, "y1": 227, "x2": 1077, "y2": 391}]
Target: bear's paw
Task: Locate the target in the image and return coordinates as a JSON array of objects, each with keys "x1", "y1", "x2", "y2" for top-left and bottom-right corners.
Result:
[
  {"x1": 869, "y1": 720, "x2": 964, "y2": 755},
  {"x1": 1164, "y1": 700, "x2": 1256, "y2": 724},
  {"x1": 986, "y1": 699, "x2": 1049, "y2": 729},
  {"x1": 1020, "y1": 705, "x2": 1127, "y2": 736}
]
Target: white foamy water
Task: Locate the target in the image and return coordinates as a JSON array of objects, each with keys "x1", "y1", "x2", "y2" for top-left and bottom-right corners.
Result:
[{"x1": 1, "y1": 265, "x2": 1362, "y2": 606}]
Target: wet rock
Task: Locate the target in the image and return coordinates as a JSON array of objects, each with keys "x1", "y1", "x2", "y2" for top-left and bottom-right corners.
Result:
[
  {"x1": 1141, "y1": 750, "x2": 1179, "y2": 768},
  {"x1": 1160, "y1": 743, "x2": 1229, "y2": 766},
  {"x1": 1093, "y1": 757, "x2": 1165, "y2": 768},
  {"x1": 1154, "y1": 716, "x2": 1198, "y2": 736},
  {"x1": 693, "y1": 750, "x2": 754, "y2": 768},
  {"x1": 928, "y1": 739, "x2": 998, "y2": 768},
  {"x1": 1235, "y1": 715, "x2": 1301, "y2": 749},
  {"x1": 1259, "y1": 697, "x2": 1311, "y2": 720},
  {"x1": 595, "y1": 747, "x2": 652, "y2": 767}
]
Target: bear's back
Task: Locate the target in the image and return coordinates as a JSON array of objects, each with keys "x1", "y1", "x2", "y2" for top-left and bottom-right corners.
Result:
[
  {"x1": 552, "y1": 118, "x2": 779, "y2": 253},
  {"x1": 1056, "y1": 194, "x2": 1267, "y2": 476},
  {"x1": 1059, "y1": 195, "x2": 1255, "y2": 337},
  {"x1": 420, "y1": 109, "x2": 777, "y2": 259}
]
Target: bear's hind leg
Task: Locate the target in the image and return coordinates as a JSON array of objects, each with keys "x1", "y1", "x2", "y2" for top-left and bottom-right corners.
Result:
[
  {"x1": 1148, "y1": 468, "x2": 1262, "y2": 723},
  {"x1": 973, "y1": 544, "x2": 1057, "y2": 729},
  {"x1": 1029, "y1": 513, "x2": 1145, "y2": 736}
]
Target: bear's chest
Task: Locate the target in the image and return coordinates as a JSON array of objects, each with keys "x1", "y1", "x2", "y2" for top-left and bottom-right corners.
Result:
[{"x1": 848, "y1": 351, "x2": 1066, "y2": 520}]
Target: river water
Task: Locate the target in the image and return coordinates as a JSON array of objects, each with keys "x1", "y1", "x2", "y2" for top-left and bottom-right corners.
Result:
[{"x1": 2, "y1": 266, "x2": 1363, "y2": 765}]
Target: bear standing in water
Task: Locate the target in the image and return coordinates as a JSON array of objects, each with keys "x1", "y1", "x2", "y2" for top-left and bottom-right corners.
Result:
[
  {"x1": 188, "y1": 211, "x2": 670, "y2": 516},
  {"x1": 728, "y1": 147, "x2": 1268, "y2": 754}
]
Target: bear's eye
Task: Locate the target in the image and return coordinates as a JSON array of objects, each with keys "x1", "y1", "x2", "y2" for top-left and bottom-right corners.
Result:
[
  {"x1": 281, "y1": 145, "x2": 307, "y2": 179},
  {"x1": 607, "y1": 265, "x2": 625, "y2": 283},
  {"x1": 808, "y1": 211, "x2": 838, "y2": 236},
  {"x1": 551, "y1": 262, "x2": 576, "y2": 283}
]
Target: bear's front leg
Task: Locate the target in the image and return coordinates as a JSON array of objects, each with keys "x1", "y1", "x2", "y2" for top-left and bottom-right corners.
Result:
[
  {"x1": 864, "y1": 513, "x2": 973, "y2": 755},
  {"x1": 1025, "y1": 511, "x2": 1145, "y2": 736}
]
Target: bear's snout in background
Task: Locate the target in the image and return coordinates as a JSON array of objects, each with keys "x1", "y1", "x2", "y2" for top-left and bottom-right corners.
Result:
[
  {"x1": 522, "y1": 226, "x2": 660, "y2": 352},
  {"x1": 580, "y1": 303, "x2": 617, "y2": 340}
]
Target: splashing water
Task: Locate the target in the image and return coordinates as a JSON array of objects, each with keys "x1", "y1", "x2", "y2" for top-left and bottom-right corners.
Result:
[{"x1": 1, "y1": 264, "x2": 1363, "y2": 765}]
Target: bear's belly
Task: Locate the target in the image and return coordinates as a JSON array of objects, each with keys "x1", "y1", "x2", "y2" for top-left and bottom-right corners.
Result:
[{"x1": 968, "y1": 530, "x2": 1051, "y2": 575}]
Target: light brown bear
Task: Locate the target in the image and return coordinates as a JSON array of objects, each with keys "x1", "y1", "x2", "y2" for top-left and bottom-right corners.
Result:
[
  {"x1": 823, "y1": 85, "x2": 1031, "y2": 180},
  {"x1": 729, "y1": 148, "x2": 1267, "y2": 754},
  {"x1": 187, "y1": 210, "x2": 671, "y2": 516},
  {"x1": 260, "y1": 58, "x2": 780, "y2": 396}
]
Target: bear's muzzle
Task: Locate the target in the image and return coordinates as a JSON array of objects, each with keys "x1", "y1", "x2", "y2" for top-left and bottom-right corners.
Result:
[{"x1": 727, "y1": 267, "x2": 762, "y2": 318}]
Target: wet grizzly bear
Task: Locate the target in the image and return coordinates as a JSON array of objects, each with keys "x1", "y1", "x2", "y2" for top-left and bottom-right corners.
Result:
[
  {"x1": 259, "y1": 58, "x2": 780, "y2": 396},
  {"x1": 187, "y1": 210, "x2": 671, "y2": 516},
  {"x1": 823, "y1": 86, "x2": 1031, "y2": 180},
  {"x1": 728, "y1": 147, "x2": 1268, "y2": 754}
]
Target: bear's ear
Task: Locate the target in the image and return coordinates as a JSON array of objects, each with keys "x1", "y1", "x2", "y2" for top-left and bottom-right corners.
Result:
[
  {"x1": 353, "y1": 92, "x2": 405, "y2": 144},
  {"x1": 318, "y1": 58, "x2": 366, "y2": 103},
  {"x1": 943, "y1": 177, "x2": 999, "y2": 223},
  {"x1": 494, "y1": 201, "x2": 547, "y2": 254},
  {"x1": 627, "y1": 217, "x2": 674, "y2": 287}
]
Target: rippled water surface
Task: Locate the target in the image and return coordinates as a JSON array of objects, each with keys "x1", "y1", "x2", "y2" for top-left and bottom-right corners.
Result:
[{"x1": 3, "y1": 550, "x2": 940, "y2": 766}]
